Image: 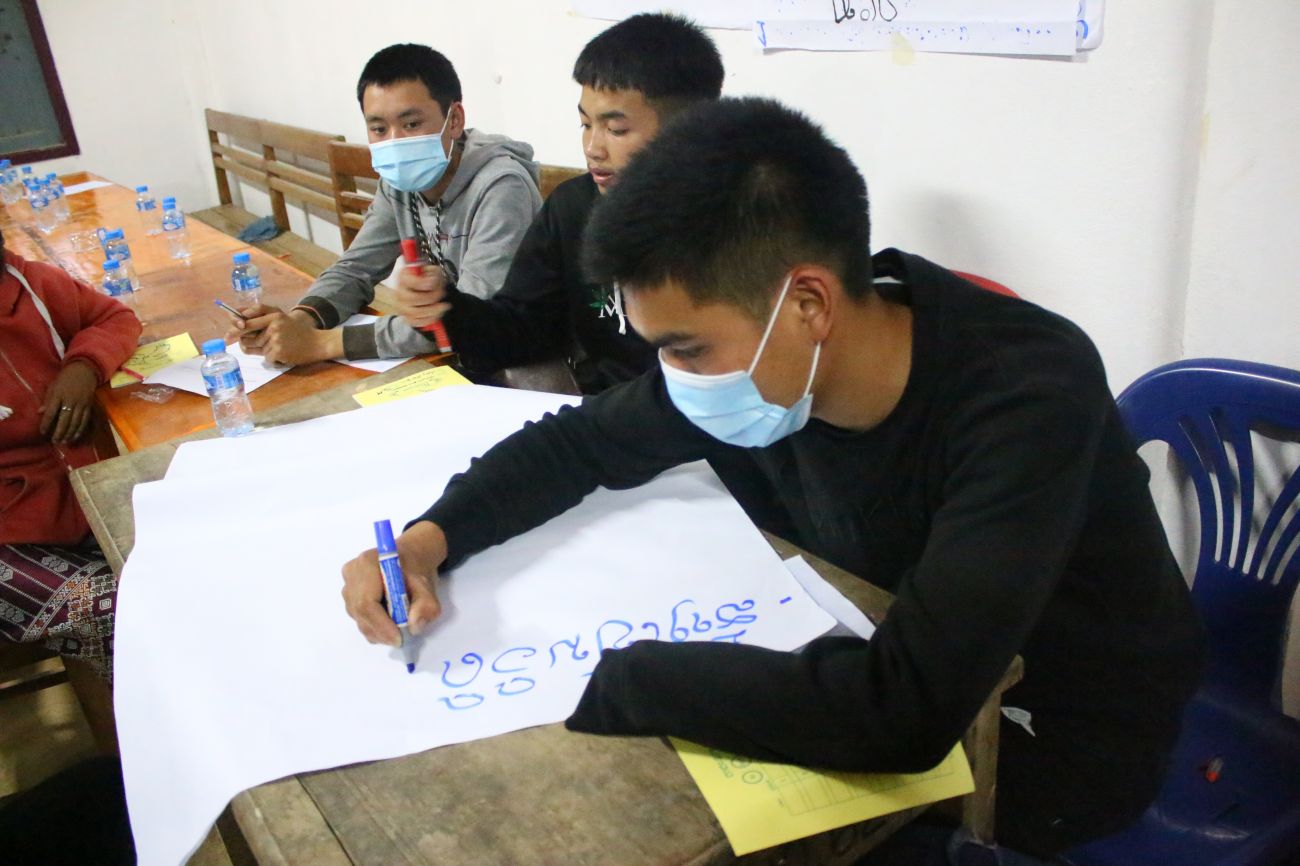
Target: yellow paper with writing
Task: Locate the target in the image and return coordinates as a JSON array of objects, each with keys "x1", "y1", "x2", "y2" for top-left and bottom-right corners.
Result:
[
  {"x1": 353, "y1": 366, "x2": 471, "y2": 407},
  {"x1": 110, "y1": 334, "x2": 199, "y2": 388},
  {"x1": 671, "y1": 737, "x2": 974, "y2": 856}
]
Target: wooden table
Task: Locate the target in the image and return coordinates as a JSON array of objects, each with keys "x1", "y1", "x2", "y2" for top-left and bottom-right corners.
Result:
[
  {"x1": 70, "y1": 373, "x2": 1022, "y2": 866},
  {"x1": 1, "y1": 171, "x2": 439, "y2": 451}
]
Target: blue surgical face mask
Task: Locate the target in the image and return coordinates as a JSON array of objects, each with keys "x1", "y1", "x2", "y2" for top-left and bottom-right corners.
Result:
[
  {"x1": 369, "y1": 107, "x2": 454, "y2": 192},
  {"x1": 659, "y1": 275, "x2": 822, "y2": 448}
]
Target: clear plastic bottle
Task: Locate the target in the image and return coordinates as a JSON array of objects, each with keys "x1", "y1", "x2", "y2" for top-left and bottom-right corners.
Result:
[
  {"x1": 199, "y1": 339, "x2": 255, "y2": 437},
  {"x1": 230, "y1": 251, "x2": 262, "y2": 307},
  {"x1": 134, "y1": 185, "x2": 161, "y2": 235},
  {"x1": 161, "y1": 196, "x2": 190, "y2": 259},
  {"x1": 104, "y1": 229, "x2": 142, "y2": 292},
  {"x1": 101, "y1": 259, "x2": 135, "y2": 308},
  {"x1": 44, "y1": 173, "x2": 70, "y2": 222},
  {"x1": 19, "y1": 165, "x2": 34, "y2": 199},
  {"x1": 0, "y1": 160, "x2": 20, "y2": 205},
  {"x1": 29, "y1": 184, "x2": 56, "y2": 234}
]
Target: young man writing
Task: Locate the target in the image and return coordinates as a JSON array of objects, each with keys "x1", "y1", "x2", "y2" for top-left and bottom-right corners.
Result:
[
  {"x1": 231, "y1": 43, "x2": 541, "y2": 365},
  {"x1": 393, "y1": 13, "x2": 724, "y2": 394},
  {"x1": 340, "y1": 99, "x2": 1203, "y2": 861}
]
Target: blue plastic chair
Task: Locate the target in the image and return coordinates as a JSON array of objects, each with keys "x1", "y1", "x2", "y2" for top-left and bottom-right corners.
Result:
[{"x1": 1063, "y1": 359, "x2": 1300, "y2": 866}]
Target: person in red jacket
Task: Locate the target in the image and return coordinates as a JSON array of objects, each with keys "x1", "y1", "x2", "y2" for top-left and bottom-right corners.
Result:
[{"x1": 0, "y1": 226, "x2": 140, "y2": 687}]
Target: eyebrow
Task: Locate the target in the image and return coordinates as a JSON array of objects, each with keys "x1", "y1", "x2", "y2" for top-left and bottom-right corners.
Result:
[
  {"x1": 647, "y1": 331, "x2": 696, "y2": 350},
  {"x1": 365, "y1": 108, "x2": 424, "y2": 124},
  {"x1": 577, "y1": 103, "x2": 628, "y2": 122}
]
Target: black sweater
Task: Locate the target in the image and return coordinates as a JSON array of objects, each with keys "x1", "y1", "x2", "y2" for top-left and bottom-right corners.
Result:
[
  {"x1": 418, "y1": 249, "x2": 1203, "y2": 855},
  {"x1": 441, "y1": 173, "x2": 656, "y2": 394}
]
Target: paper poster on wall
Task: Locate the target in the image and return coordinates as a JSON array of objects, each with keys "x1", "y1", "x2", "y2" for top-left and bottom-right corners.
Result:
[{"x1": 571, "y1": 0, "x2": 1105, "y2": 55}]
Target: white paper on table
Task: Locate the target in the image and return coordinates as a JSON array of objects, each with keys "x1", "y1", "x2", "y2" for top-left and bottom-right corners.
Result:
[
  {"x1": 783, "y1": 555, "x2": 876, "y2": 641},
  {"x1": 61, "y1": 179, "x2": 114, "y2": 196},
  {"x1": 144, "y1": 341, "x2": 288, "y2": 395},
  {"x1": 115, "y1": 385, "x2": 836, "y2": 865},
  {"x1": 753, "y1": 0, "x2": 1079, "y2": 55},
  {"x1": 329, "y1": 313, "x2": 415, "y2": 373}
]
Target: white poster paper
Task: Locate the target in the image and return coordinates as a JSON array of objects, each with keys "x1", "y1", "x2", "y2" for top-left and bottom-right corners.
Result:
[{"x1": 115, "y1": 385, "x2": 837, "y2": 864}]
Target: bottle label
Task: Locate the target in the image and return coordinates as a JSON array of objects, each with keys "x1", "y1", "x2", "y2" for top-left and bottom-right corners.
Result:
[
  {"x1": 202, "y1": 368, "x2": 245, "y2": 394},
  {"x1": 163, "y1": 214, "x2": 186, "y2": 231},
  {"x1": 104, "y1": 280, "x2": 133, "y2": 298},
  {"x1": 233, "y1": 274, "x2": 262, "y2": 293},
  {"x1": 137, "y1": 200, "x2": 157, "y2": 212}
]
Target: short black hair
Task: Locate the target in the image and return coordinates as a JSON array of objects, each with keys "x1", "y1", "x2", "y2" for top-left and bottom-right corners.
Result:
[
  {"x1": 573, "y1": 13, "x2": 724, "y2": 116},
  {"x1": 356, "y1": 44, "x2": 462, "y2": 114},
  {"x1": 584, "y1": 97, "x2": 873, "y2": 319}
]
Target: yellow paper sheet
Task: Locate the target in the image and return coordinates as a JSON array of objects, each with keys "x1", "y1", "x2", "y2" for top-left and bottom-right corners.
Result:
[
  {"x1": 353, "y1": 366, "x2": 471, "y2": 406},
  {"x1": 110, "y1": 333, "x2": 199, "y2": 388},
  {"x1": 671, "y1": 738, "x2": 974, "y2": 856}
]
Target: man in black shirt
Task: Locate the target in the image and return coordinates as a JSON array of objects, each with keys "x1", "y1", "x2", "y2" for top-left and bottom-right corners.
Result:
[
  {"x1": 341, "y1": 98, "x2": 1203, "y2": 860},
  {"x1": 392, "y1": 13, "x2": 724, "y2": 394}
]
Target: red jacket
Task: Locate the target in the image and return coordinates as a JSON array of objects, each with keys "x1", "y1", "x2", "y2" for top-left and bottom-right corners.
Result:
[{"x1": 0, "y1": 249, "x2": 141, "y2": 544}]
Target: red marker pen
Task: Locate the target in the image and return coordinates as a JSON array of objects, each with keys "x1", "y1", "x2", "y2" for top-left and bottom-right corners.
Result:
[{"x1": 400, "y1": 238, "x2": 453, "y2": 354}]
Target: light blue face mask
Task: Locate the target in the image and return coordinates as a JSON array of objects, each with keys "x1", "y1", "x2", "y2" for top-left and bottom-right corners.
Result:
[
  {"x1": 368, "y1": 107, "x2": 454, "y2": 192},
  {"x1": 660, "y1": 275, "x2": 822, "y2": 448}
]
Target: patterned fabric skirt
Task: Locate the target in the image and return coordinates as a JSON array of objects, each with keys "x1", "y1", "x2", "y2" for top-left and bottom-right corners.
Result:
[{"x1": 0, "y1": 543, "x2": 117, "y2": 683}]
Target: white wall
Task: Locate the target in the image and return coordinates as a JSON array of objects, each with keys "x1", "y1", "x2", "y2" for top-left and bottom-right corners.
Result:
[
  {"x1": 1184, "y1": 2, "x2": 1300, "y2": 370},
  {"x1": 29, "y1": 0, "x2": 213, "y2": 209}
]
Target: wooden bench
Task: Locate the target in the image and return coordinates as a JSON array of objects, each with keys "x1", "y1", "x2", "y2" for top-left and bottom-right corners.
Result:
[{"x1": 194, "y1": 109, "x2": 344, "y2": 278}]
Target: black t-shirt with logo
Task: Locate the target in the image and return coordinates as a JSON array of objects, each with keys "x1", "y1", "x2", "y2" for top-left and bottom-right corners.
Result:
[{"x1": 442, "y1": 172, "x2": 656, "y2": 394}]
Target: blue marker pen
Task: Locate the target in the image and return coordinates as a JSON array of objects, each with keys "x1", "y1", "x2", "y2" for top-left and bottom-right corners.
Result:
[{"x1": 373, "y1": 519, "x2": 416, "y2": 673}]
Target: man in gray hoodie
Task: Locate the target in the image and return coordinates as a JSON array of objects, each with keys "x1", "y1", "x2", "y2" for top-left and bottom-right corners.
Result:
[{"x1": 231, "y1": 43, "x2": 541, "y2": 364}]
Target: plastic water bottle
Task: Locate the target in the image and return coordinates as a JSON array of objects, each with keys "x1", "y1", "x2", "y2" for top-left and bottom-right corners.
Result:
[
  {"x1": 104, "y1": 229, "x2": 142, "y2": 291},
  {"x1": 134, "y1": 185, "x2": 161, "y2": 235},
  {"x1": 44, "y1": 174, "x2": 69, "y2": 222},
  {"x1": 199, "y1": 339, "x2": 254, "y2": 437},
  {"x1": 29, "y1": 185, "x2": 56, "y2": 233},
  {"x1": 19, "y1": 165, "x2": 34, "y2": 198},
  {"x1": 161, "y1": 197, "x2": 190, "y2": 259},
  {"x1": 101, "y1": 259, "x2": 135, "y2": 307},
  {"x1": 0, "y1": 160, "x2": 19, "y2": 205},
  {"x1": 230, "y1": 251, "x2": 262, "y2": 306}
]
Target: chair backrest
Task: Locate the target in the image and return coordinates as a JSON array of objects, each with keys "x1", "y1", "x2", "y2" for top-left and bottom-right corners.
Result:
[
  {"x1": 539, "y1": 165, "x2": 585, "y2": 200},
  {"x1": 1117, "y1": 358, "x2": 1300, "y2": 702},
  {"x1": 327, "y1": 141, "x2": 379, "y2": 251},
  {"x1": 206, "y1": 109, "x2": 344, "y2": 233}
]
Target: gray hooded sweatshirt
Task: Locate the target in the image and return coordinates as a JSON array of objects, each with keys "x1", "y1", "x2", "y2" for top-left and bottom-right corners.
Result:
[{"x1": 297, "y1": 129, "x2": 541, "y2": 359}]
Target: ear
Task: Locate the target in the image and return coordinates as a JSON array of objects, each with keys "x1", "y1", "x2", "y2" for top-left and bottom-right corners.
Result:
[
  {"x1": 447, "y1": 102, "x2": 466, "y2": 140},
  {"x1": 788, "y1": 264, "x2": 838, "y2": 344}
]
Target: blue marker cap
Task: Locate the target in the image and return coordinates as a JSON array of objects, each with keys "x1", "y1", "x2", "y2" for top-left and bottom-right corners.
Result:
[
  {"x1": 374, "y1": 519, "x2": 397, "y2": 555},
  {"x1": 201, "y1": 338, "x2": 227, "y2": 355},
  {"x1": 233, "y1": 251, "x2": 251, "y2": 265}
]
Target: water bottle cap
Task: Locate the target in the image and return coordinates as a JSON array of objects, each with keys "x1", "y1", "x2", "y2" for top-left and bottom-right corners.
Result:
[
  {"x1": 0, "y1": 159, "x2": 9, "y2": 167},
  {"x1": 233, "y1": 251, "x2": 251, "y2": 264},
  {"x1": 45, "y1": 173, "x2": 56, "y2": 180},
  {"x1": 135, "y1": 185, "x2": 149, "y2": 193},
  {"x1": 162, "y1": 197, "x2": 177, "y2": 206},
  {"x1": 201, "y1": 339, "x2": 228, "y2": 356},
  {"x1": 103, "y1": 260, "x2": 120, "y2": 271},
  {"x1": 21, "y1": 166, "x2": 32, "y2": 173}
]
